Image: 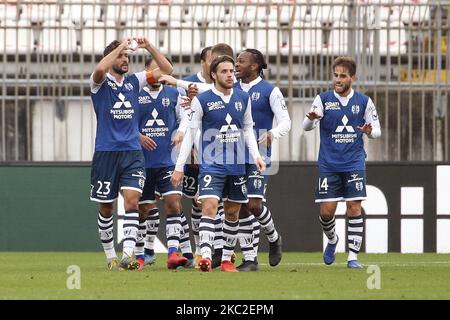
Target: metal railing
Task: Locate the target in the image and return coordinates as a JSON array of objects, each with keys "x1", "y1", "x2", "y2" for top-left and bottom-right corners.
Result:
[{"x1": 0, "y1": 0, "x2": 449, "y2": 161}]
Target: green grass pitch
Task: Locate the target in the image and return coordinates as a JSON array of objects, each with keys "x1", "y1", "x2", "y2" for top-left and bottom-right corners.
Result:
[{"x1": 1, "y1": 252, "x2": 449, "y2": 299}]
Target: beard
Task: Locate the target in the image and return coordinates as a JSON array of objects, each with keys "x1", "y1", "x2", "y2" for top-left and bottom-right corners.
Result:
[
  {"x1": 112, "y1": 65, "x2": 127, "y2": 75},
  {"x1": 335, "y1": 82, "x2": 350, "y2": 94}
]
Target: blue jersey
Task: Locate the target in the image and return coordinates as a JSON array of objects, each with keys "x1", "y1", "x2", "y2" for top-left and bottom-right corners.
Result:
[
  {"x1": 138, "y1": 85, "x2": 180, "y2": 168},
  {"x1": 196, "y1": 89, "x2": 250, "y2": 176},
  {"x1": 90, "y1": 73, "x2": 143, "y2": 151},
  {"x1": 183, "y1": 73, "x2": 203, "y2": 83},
  {"x1": 318, "y1": 90, "x2": 369, "y2": 172},
  {"x1": 234, "y1": 80, "x2": 275, "y2": 163}
]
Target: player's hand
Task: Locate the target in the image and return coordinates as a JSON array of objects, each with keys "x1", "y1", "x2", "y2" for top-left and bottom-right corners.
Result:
[
  {"x1": 133, "y1": 37, "x2": 150, "y2": 49},
  {"x1": 306, "y1": 111, "x2": 321, "y2": 120},
  {"x1": 254, "y1": 157, "x2": 266, "y2": 173},
  {"x1": 172, "y1": 131, "x2": 184, "y2": 149},
  {"x1": 159, "y1": 74, "x2": 177, "y2": 86},
  {"x1": 357, "y1": 123, "x2": 373, "y2": 135},
  {"x1": 187, "y1": 84, "x2": 199, "y2": 100},
  {"x1": 180, "y1": 96, "x2": 191, "y2": 109},
  {"x1": 120, "y1": 38, "x2": 133, "y2": 51},
  {"x1": 140, "y1": 134, "x2": 157, "y2": 151},
  {"x1": 258, "y1": 131, "x2": 273, "y2": 148},
  {"x1": 171, "y1": 170, "x2": 184, "y2": 187}
]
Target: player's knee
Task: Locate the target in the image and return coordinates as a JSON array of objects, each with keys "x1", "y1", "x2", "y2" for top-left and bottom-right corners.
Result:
[
  {"x1": 346, "y1": 202, "x2": 362, "y2": 217},
  {"x1": 165, "y1": 201, "x2": 181, "y2": 214},
  {"x1": 248, "y1": 201, "x2": 263, "y2": 216},
  {"x1": 124, "y1": 202, "x2": 139, "y2": 212},
  {"x1": 202, "y1": 202, "x2": 217, "y2": 216},
  {"x1": 239, "y1": 204, "x2": 250, "y2": 219},
  {"x1": 99, "y1": 204, "x2": 114, "y2": 217}
]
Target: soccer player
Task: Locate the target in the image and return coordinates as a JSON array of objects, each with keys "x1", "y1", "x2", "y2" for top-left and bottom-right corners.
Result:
[
  {"x1": 303, "y1": 56, "x2": 381, "y2": 269},
  {"x1": 233, "y1": 49, "x2": 291, "y2": 271},
  {"x1": 134, "y1": 56, "x2": 195, "y2": 270},
  {"x1": 171, "y1": 55, "x2": 266, "y2": 272},
  {"x1": 165, "y1": 43, "x2": 237, "y2": 269},
  {"x1": 90, "y1": 37, "x2": 172, "y2": 270},
  {"x1": 180, "y1": 46, "x2": 213, "y2": 264}
]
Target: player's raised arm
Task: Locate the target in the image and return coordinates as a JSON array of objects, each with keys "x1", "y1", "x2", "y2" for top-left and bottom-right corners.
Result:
[
  {"x1": 135, "y1": 37, "x2": 173, "y2": 76},
  {"x1": 92, "y1": 38, "x2": 130, "y2": 84}
]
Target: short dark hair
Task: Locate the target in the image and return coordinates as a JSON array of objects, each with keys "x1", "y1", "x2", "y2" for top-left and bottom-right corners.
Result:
[
  {"x1": 244, "y1": 48, "x2": 267, "y2": 77},
  {"x1": 103, "y1": 40, "x2": 121, "y2": 57},
  {"x1": 200, "y1": 46, "x2": 212, "y2": 61},
  {"x1": 332, "y1": 56, "x2": 357, "y2": 76},
  {"x1": 210, "y1": 55, "x2": 235, "y2": 81},
  {"x1": 211, "y1": 43, "x2": 234, "y2": 58}
]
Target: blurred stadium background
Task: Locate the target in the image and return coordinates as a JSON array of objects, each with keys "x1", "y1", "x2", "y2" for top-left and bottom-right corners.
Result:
[{"x1": 0, "y1": 0, "x2": 449, "y2": 254}]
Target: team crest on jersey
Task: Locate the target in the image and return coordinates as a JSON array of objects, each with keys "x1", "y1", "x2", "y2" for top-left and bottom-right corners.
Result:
[
  {"x1": 124, "y1": 83, "x2": 134, "y2": 91},
  {"x1": 351, "y1": 105, "x2": 360, "y2": 114},
  {"x1": 162, "y1": 97, "x2": 170, "y2": 108},
  {"x1": 235, "y1": 101, "x2": 243, "y2": 112},
  {"x1": 251, "y1": 92, "x2": 260, "y2": 101}
]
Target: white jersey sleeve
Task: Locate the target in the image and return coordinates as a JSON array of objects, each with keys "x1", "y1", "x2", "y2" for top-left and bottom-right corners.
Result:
[
  {"x1": 303, "y1": 94, "x2": 323, "y2": 131},
  {"x1": 135, "y1": 71, "x2": 147, "y2": 92},
  {"x1": 269, "y1": 87, "x2": 291, "y2": 138},
  {"x1": 176, "y1": 79, "x2": 213, "y2": 94},
  {"x1": 243, "y1": 99, "x2": 261, "y2": 161},
  {"x1": 187, "y1": 96, "x2": 204, "y2": 129},
  {"x1": 364, "y1": 97, "x2": 381, "y2": 139},
  {"x1": 89, "y1": 73, "x2": 106, "y2": 94}
]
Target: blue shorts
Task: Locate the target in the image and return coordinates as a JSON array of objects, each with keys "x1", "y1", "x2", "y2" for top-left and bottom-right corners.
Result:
[
  {"x1": 315, "y1": 171, "x2": 367, "y2": 203},
  {"x1": 245, "y1": 163, "x2": 269, "y2": 201},
  {"x1": 90, "y1": 150, "x2": 146, "y2": 203},
  {"x1": 198, "y1": 172, "x2": 248, "y2": 203},
  {"x1": 140, "y1": 166, "x2": 182, "y2": 204},
  {"x1": 183, "y1": 164, "x2": 199, "y2": 198}
]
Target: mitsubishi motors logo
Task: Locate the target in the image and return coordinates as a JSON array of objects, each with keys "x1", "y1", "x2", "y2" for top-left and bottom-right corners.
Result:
[
  {"x1": 335, "y1": 115, "x2": 354, "y2": 133},
  {"x1": 220, "y1": 113, "x2": 238, "y2": 132},
  {"x1": 145, "y1": 109, "x2": 165, "y2": 126},
  {"x1": 113, "y1": 93, "x2": 132, "y2": 109}
]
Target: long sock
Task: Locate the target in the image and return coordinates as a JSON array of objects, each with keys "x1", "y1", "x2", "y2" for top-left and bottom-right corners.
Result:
[
  {"x1": 252, "y1": 215, "x2": 261, "y2": 255},
  {"x1": 238, "y1": 216, "x2": 256, "y2": 262},
  {"x1": 144, "y1": 208, "x2": 160, "y2": 255},
  {"x1": 319, "y1": 215, "x2": 338, "y2": 244},
  {"x1": 213, "y1": 201, "x2": 224, "y2": 251},
  {"x1": 122, "y1": 210, "x2": 139, "y2": 259},
  {"x1": 347, "y1": 215, "x2": 364, "y2": 261},
  {"x1": 179, "y1": 211, "x2": 193, "y2": 259},
  {"x1": 191, "y1": 200, "x2": 202, "y2": 256},
  {"x1": 255, "y1": 206, "x2": 279, "y2": 243},
  {"x1": 199, "y1": 216, "x2": 215, "y2": 259},
  {"x1": 222, "y1": 219, "x2": 239, "y2": 262},
  {"x1": 98, "y1": 212, "x2": 116, "y2": 260},
  {"x1": 134, "y1": 220, "x2": 146, "y2": 259},
  {"x1": 166, "y1": 213, "x2": 182, "y2": 255}
]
